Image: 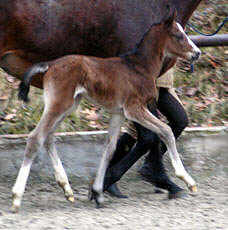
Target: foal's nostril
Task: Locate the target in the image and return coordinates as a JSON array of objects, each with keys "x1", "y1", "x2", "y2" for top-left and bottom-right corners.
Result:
[
  {"x1": 194, "y1": 51, "x2": 201, "y2": 60},
  {"x1": 192, "y1": 51, "x2": 201, "y2": 61}
]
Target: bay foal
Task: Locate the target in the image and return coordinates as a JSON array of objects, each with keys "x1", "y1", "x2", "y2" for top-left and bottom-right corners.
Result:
[{"x1": 13, "y1": 9, "x2": 200, "y2": 211}]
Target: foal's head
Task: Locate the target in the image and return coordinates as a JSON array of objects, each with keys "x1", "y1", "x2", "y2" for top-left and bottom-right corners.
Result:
[{"x1": 163, "y1": 9, "x2": 201, "y2": 62}]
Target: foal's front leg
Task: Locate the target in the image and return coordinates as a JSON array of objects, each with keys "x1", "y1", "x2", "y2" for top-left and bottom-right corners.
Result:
[
  {"x1": 124, "y1": 105, "x2": 197, "y2": 192},
  {"x1": 91, "y1": 113, "x2": 124, "y2": 207}
]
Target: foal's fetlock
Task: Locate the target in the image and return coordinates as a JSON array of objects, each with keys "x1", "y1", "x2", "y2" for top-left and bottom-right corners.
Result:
[
  {"x1": 188, "y1": 184, "x2": 197, "y2": 193},
  {"x1": 88, "y1": 181, "x2": 104, "y2": 208},
  {"x1": 90, "y1": 189, "x2": 104, "y2": 208},
  {"x1": 176, "y1": 174, "x2": 197, "y2": 193},
  {"x1": 58, "y1": 181, "x2": 74, "y2": 203},
  {"x1": 64, "y1": 189, "x2": 74, "y2": 203},
  {"x1": 11, "y1": 193, "x2": 22, "y2": 213}
]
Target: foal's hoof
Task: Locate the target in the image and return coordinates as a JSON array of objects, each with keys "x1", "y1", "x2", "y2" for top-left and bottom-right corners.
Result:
[
  {"x1": 64, "y1": 190, "x2": 75, "y2": 203},
  {"x1": 168, "y1": 189, "x2": 188, "y2": 200},
  {"x1": 67, "y1": 195, "x2": 75, "y2": 203},
  {"x1": 11, "y1": 193, "x2": 20, "y2": 213},
  {"x1": 89, "y1": 189, "x2": 104, "y2": 208},
  {"x1": 189, "y1": 185, "x2": 197, "y2": 193},
  {"x1": 58, "y1": 181, "x2": 75, "y2": 203},
  {"x1": 88, "y1": 182, "x2": 104, "y2": 208},
  {"x1": 11, "y1": 205, "x2": 19, "y2": 214}
]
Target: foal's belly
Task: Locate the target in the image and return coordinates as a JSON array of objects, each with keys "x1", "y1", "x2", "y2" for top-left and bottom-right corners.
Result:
[{"x1": 84, "y1": 93, "x2": 123, "y2": 114}]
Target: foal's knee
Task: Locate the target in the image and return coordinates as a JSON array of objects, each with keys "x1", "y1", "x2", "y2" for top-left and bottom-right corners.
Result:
[{"x1": 160, "y1": 125, "x2": 175, "y2": 141}]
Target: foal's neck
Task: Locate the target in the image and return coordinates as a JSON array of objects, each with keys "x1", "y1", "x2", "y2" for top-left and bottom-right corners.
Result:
[{"x1": 123, "y1": 24, "x2": 167, "y2": 78}]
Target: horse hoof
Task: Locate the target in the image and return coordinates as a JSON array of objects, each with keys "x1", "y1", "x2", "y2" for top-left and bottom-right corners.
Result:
[
  {"x1": 11, "y1": 205, "x2": 19, "y2": 214},
  {"x1": 11, "y1": 193, "x2": 21, "y2": 213},
  {"x1": 95, "y1": 199, "x2": 105, "y2": 209},
  {"x1": 168, "y1": 189, "x2": 188, "y2": 200},
  {"x1": 64, "y1": 190, "x2": 75, "y2": 203},
  {"x1": 90, "y1": 190, "x2": 104, "y2": 208},
  {"x1": 67, "y1": 195, "x2": 75, "y2": 203},
  {"x1": 88, "y1": 182, "x2": 105, "y2": 207},
  {"x1": 189, "y1": 185, "x2": 197, "y2": 193}
]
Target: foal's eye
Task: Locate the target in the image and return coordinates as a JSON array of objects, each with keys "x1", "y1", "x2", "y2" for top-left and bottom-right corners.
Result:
[{"x1": 175, "y1": 34, "x2": 184, "y2": 41}]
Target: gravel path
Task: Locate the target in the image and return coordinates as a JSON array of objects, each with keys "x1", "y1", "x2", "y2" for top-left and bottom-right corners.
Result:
[{"x1": 0, "y1": 165, "x2": 227, "y2": 230}]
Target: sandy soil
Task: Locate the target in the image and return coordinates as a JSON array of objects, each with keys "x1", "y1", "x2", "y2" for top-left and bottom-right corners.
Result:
[{"x1": 0, "y1": 165, "x2": 227, "y2": 230}]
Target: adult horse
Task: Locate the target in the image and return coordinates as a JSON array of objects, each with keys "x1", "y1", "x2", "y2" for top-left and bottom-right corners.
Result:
[
  {"x1": 0, "y1": 0, "x2": 201, "y2": 83},
  {"x1": 0, "y1": 0, "x2": 202, "y2": 197}
]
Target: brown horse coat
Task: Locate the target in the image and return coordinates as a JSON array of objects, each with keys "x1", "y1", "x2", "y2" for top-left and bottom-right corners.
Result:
[{"x1": 0, "y1": 0, "x2": 202, "y2": 88}]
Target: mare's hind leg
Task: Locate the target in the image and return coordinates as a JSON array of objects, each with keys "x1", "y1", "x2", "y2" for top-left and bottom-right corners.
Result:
[
  {"x1": 123, "y1": 104, "x2": 197, "y2": 192},
  {"x1": 11, "y1": 93, "x2": 78, "y2": 212}
]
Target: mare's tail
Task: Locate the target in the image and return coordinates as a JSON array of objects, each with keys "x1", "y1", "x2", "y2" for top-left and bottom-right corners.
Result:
[{"x1": 18, "y1": 62, "x2": 49, "y2": 102}]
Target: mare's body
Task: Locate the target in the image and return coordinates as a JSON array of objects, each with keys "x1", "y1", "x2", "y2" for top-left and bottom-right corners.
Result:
[{"x1": 0, "y1": 0, "x2": 201, "y2": 85}]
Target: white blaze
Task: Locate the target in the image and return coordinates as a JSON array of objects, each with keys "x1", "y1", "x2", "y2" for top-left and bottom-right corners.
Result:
[{"x1": 176, "y1": 22, "x2": 201, "y2": 55}]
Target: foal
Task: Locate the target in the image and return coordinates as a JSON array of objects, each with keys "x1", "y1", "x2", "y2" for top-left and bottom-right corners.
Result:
[{"x1": 12, "y1": 9, "x2": 200, "y2": 211}]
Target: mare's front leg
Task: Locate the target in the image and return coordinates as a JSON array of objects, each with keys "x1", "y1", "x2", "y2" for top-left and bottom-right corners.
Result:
[
  {"x1": 123, "y1": 104, "x2": 197, "y2": 193},
  {"x1": 90, "y1": 113, "x2": 124, "y2": 207}
]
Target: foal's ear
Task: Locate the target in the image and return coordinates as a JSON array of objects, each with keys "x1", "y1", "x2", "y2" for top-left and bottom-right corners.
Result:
[{"x1": 164, "y1": 8, "x2": 177, "y2": 30}]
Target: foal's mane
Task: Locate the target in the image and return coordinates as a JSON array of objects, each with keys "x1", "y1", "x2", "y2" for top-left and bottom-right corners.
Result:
[
  {"x1": 119, "y1": 5, "x2": 175, "y2": 59},
  {"x1": 119, "y1": 21, "x2": 161, "y2": 59}
]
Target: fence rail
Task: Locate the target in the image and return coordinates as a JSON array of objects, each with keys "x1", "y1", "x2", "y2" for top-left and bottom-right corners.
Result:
[{"x1": 190, "y1": 34, "x2": 228, "y2": 47}]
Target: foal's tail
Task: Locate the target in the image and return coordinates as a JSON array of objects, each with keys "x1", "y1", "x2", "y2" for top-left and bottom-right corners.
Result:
[{"x1": 18, "y1": 62, "x2": 49, "y2": 102}]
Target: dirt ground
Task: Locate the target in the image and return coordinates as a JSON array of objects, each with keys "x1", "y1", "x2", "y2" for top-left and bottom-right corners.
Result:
[{"x1": 0, "y1": 162, "x2": 227, "y2": 230}]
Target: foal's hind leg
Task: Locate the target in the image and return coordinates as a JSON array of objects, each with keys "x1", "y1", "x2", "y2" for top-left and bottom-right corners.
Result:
[
  {"x1": 12, "y1": 94, "x2": 77, "y2": 212},
  {"x1": 44, "y1": 135, "x2": 74, "y2": 203},
  {"x1": 124, "y1": 105, "x2": 197, "y2": 192},
  {"x1": 11, "y1": 132, "x2": 41, "y2": 212},
  {"x1": 46, "y1": 94, "x2": 83, "y2": 202}
]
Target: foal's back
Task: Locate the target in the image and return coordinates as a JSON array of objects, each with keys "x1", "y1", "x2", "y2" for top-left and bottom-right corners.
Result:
[{"x1": 44, "y1": 55, "x2": 154, "y2": 110}]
